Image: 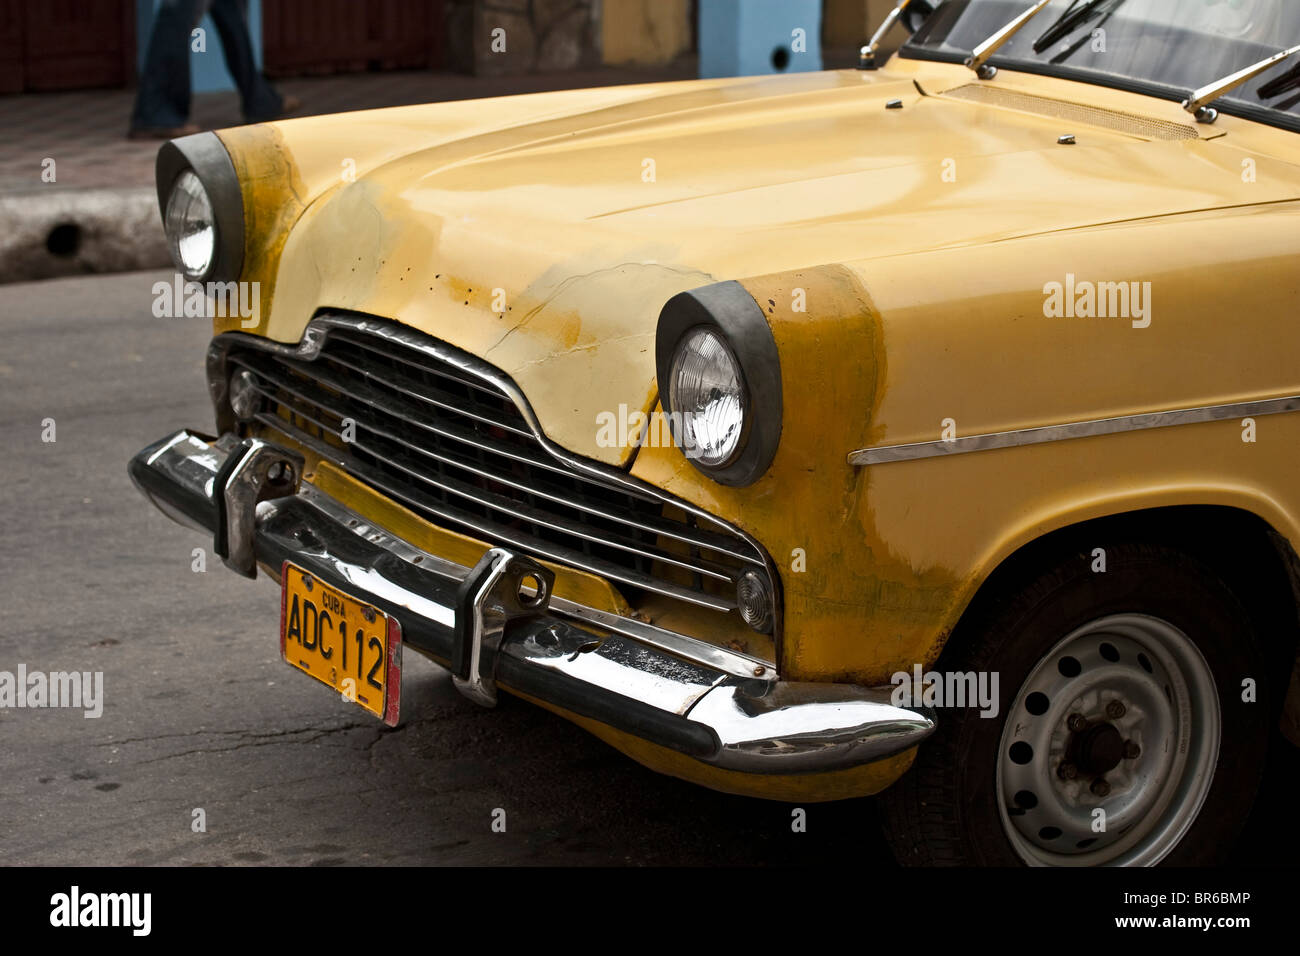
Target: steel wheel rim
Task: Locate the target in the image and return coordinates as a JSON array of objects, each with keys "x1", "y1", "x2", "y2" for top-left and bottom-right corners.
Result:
[{"x1": 996, "y1": 613, "x2": 1220, "y2": 866}]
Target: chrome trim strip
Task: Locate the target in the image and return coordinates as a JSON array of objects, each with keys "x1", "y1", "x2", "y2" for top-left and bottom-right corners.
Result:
[
  {"x1": 848, "y1": 395, "x2": 1300, "y2": 467},
  {"x1": 501, "y1": 624, "x2": 729, "y2": 720},
  {"x1": 547, "y1": 597, "x2": 773, "y2": 681}
]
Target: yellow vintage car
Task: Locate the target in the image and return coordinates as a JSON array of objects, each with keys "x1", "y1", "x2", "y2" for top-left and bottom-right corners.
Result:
[{"x1": 131, "y1": 0, "x2": 1300, "y2": 866}]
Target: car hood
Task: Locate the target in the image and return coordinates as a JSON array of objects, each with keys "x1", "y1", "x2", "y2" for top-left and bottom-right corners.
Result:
[{"x1": 241, "y1": 66, "x2": 1300, "y2": 465}]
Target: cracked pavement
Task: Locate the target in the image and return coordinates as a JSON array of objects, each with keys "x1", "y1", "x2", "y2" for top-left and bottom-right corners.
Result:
[{"x1": 1, "y1": 271, "x2": 1296, "y2": 867}]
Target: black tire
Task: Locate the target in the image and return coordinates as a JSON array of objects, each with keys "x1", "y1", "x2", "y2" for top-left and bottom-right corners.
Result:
[{"x1": 880, "y1": 541, "x2": 1283, "y2": 866}]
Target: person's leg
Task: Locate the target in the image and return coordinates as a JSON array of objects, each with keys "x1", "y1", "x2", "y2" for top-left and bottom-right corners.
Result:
[
  {"x1": 207, "y1": 0, "x2": 285, "y2": 122},
  {"x1": 130, "y1": 0, "x2": 207, "y2": 131}
]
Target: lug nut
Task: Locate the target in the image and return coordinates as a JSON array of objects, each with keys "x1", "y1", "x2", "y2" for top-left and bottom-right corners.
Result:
[
  {"x1": 1057, "y1": 762, "x2": 1078, "y2": 780},
  {"x1": 1067, "y1": 713, "x2": 1088, "y2": 731},
  {"x1": 1124, "y1": 740, "x2": 1140, "y2": 760},
  {"x1": 1091, "y1": 778, "x2": 1111, "y2": 797},
  {"x1": 1106, "y1": 700, "x2": 1126, "y2": 719}
]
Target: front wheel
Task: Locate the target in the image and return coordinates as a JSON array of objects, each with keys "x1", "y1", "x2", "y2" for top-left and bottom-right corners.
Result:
[{"x1": 881, "y1": 542, "x2": 1278, "y2": 866}]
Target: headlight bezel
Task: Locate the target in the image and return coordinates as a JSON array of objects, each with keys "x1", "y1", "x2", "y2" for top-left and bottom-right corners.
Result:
[
  {"x1": 156, "y1": 132, "x2": 245, "y2": 284},
  {"x1": 656, "y1": 281, "x2": 783, "y2": 487}
]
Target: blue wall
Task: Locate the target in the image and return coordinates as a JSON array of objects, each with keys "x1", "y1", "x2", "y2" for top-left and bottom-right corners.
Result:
[
  {"x1": 699, "y1": 0, "x2": 823, "y2": 79},
  {"x1": 135, "y1": 0, "x2": 264, "y2": 94}
]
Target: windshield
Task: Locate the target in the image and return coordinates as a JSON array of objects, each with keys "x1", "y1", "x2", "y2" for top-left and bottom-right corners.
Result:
[{"x1": 901, "y1": 0, "x2": 1300, "y2": 131}]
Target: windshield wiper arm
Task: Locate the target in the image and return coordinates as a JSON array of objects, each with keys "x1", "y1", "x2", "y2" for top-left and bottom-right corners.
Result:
[
  {"x1": 860, "y1": 0, "x2": 921, "y2": 70},
  {"x1": 1031, "y1": 0, "x2": 1123, "y2": 54},
  {"x1": 965, "y1": 0, "x2": 1054, "y2": 80},
  {"x1": 1183, "y1": 43, "x2": 1300, "y2": 123}
]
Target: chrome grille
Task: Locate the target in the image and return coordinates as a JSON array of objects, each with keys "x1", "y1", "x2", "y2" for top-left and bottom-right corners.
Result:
[{"x1": 225, "y1": 319, "x2": 769, "y2": 615}]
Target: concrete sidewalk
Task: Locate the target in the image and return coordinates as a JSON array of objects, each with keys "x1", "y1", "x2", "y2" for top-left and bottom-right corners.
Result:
[{"x1": 0, "y1": 64, "x2": 694, "y2": 284}]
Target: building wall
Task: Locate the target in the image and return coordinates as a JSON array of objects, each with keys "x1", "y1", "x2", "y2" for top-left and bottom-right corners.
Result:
[
  {"x1": 699, "y1": 0, "x2": 823, "y2": 78},
  {"x1": 35, "y1": 0, "x2": 909, "y2": 89},
  {"x1": 1, "y1": 0, "x2": 136, "y2": 93},
  {"x1": 824, "y1": 0, "x2": 897, "y2": 48},
  {"x1": 446, "y1": 0, "x2": 602, "y2": 75},
  {"x1": 601, "y1": 0, "x2": 691, "y2": 66},
  {"x1": 600, "y1": 0, "x2": 900, "y2": 70}
]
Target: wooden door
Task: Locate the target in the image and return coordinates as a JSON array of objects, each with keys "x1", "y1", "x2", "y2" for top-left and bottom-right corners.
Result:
[
  {"x1": 262, "y1": 0, "x2": 443, "y2": 76},
  {"x1": 14, "y1": 0, "x2": 134, "y2": 91},
  {"x1": 0, "y1": 1, "x2": 22, "y2": 92}
]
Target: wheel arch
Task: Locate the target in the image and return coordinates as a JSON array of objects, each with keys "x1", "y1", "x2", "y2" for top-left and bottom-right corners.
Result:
[{"x1": 943, "y1": 503, "x2": 1300, "y2": 732}]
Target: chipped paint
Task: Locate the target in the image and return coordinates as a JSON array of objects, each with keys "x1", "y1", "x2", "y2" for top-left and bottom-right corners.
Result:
[{"x1": 207, "y1": 58, "x2": 1300, "y2": 798}]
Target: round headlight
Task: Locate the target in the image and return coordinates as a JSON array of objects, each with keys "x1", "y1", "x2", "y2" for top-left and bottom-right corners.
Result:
[
  {"x1": 668, "y1": 327, "x2": 749, "y2": 468},
  {"x1": 164, "y1": 170, "x2": 216, "y2": 279}
]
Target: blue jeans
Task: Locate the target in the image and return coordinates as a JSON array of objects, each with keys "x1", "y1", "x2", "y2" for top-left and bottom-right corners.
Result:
[{"x1": 131, "y1": 0, "x2": 283, "y2": 130}]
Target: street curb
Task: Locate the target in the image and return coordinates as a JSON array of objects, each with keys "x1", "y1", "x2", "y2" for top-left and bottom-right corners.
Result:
[{"x1": 0, "y1": 187, "x2": 170, "y2": 284}]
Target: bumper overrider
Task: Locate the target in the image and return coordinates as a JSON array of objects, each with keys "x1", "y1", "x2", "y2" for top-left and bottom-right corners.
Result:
[{"x1": 129, "y1": 428, "x2": 935, "y2": 782}]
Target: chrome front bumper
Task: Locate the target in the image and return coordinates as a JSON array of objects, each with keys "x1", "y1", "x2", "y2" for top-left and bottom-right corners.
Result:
[{"x1": 129, "y1": 429, "x2": 935, "y2": 776}]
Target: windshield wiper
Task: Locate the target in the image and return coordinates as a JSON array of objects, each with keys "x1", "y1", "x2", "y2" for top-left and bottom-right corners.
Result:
[
  {"x1": 1257, "y1": 59, "x2": 1300, "y2": 100},
  {"x1": 965, "y1": 0, "x2": 1053, "y2": 80},
  {"x1": 1031, "y1": 0, "x2": 1124, "y2": 54},
  {"x1": 1183, "y1": 43, "x2": 1300, "y2": 122}
]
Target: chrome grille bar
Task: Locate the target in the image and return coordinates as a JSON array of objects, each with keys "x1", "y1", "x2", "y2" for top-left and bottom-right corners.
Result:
[
  {"x1": 256, "y1": 412, "x2": 737, "y2": 612},
  {"x1": 229, "y1": 353, "x2": 760, "y2": 566},
  {"x1": 317, "y1": 343, "x2": 535, "y2": 439},
  {"x1": 248, "y1": 381, "x2": 739, "y2": 584},
  {"x1": 220, "y1": 318, "x2": 775, "y2": 621}
]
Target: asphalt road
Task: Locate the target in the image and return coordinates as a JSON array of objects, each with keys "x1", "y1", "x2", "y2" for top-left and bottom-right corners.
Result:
[
  {"x1": 0, "y1": 271, "x2": 895, "y2": 866},
  {"x1": 0, "y1": 271, "x2": 1295, "y2": 867}
]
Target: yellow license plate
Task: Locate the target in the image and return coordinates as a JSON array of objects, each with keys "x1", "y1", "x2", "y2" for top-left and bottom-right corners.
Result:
[{"x1": 280, "y1": 562, "x2": 402, "y2": 725}]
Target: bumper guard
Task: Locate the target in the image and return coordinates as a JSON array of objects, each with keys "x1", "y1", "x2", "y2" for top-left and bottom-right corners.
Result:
[{"x1": 129, "y1": 429, "x2": 936, "y2": 776}]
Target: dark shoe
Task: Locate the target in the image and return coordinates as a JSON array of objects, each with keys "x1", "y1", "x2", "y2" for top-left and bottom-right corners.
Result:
[
  {"x1": 246, "y1": 95, "x2": 303, "y2": 124},
  {"x1": 127, "y1": 122, "x2": 201, "y2": 141}
]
